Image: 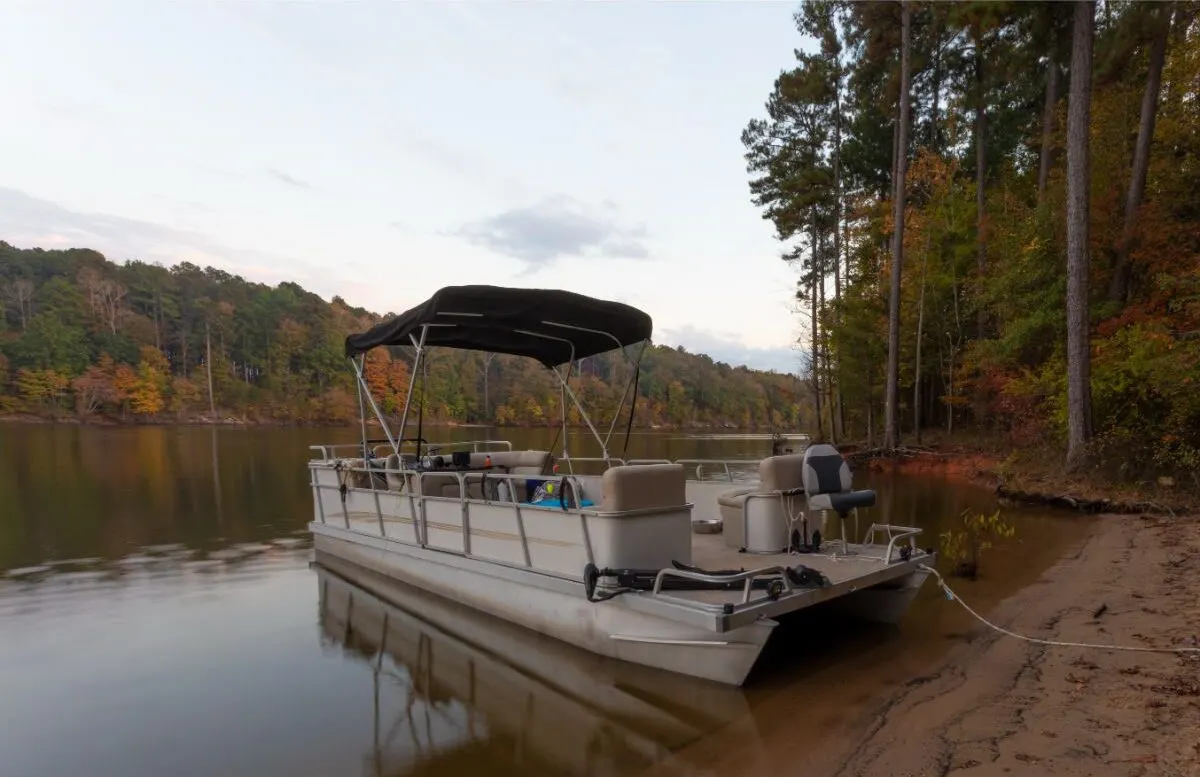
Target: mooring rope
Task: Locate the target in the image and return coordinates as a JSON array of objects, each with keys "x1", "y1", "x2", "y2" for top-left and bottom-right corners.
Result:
[{"x1": 919, "y1": 564, "x2": 1200, "y2": 655}]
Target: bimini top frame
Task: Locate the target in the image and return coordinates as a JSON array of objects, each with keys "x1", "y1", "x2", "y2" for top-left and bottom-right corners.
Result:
[{"x1": 343, "y1": 284, "x2": 653, "y2": 466}]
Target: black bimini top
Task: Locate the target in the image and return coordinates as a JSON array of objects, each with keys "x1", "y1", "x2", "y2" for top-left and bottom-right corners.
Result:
[{"x1": 344, "y1": 285, "x2": 653, "y2": 367}]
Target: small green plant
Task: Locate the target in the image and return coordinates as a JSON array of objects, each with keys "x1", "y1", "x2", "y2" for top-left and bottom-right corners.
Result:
[{"x1": 939, "y1": 508, "x2": 1016, "y2": 580}]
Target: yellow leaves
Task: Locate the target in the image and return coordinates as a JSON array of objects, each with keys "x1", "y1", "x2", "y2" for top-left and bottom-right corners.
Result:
[
  {"x1": 128, "y1": 346, "x2": 169, "y2": 416},
  {"x1": 15, "y1": 368, "x2": 70, "y2": 407},
  {"x1": 169, "y1": 376, "x2": 203, "y2": 415}
]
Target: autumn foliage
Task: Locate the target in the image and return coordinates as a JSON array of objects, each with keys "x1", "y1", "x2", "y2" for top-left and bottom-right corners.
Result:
[
  {"x1": 0, "y1": 244, "x2": 809, "y2": 430},
  {"x1": 743, "y1": 1, "x2": 1200, "y2": 478}
]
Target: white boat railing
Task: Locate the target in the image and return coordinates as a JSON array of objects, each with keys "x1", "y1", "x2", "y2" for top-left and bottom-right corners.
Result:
[
  {"x1": 310, "y1": 441, "x2": 766, "y2": 484},
  {"x1": 309, "y1": 439, "x2": 515, "y2": 462},
  {"x1": 310, "y1": 456, "x2": 930, "y2": 630},
  {"x1": 311, "y1": 457, "x2": 597, "y2": 568},
  {"x1": 623, "y1": 458, "x2": 761, "y2": 482}
]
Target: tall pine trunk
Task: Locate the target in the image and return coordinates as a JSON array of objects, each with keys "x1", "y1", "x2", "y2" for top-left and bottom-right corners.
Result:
[
  {"x1": 810, "y1": 224, "x2": 823, "y2": 442},
  {"x1": 1038, "y1": 62, "x2": 1061, "y2": 198},
  {"x1": 884, "y1": 0, "x2": 911, "y2": 452},
  {"x1": 833, "y1": 63, "x2": 846, "y2": 441},
  {"x1": 913, "y1": 233, "x2": 930, "y2": 443},
  {"x1": 1107, "y1": 2, "x2": 1171, "y2": 303},
  {"x1": 975, "y1": 33, "x2": 988, "y2": 337},
  {"x1": 1065, "y1": 0, "x2": 1095, "y2": 470}
]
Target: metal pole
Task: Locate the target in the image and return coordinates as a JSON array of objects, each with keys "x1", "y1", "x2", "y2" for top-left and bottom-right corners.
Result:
[
  {"x1": 395, "y1": 325, "x2": 429, "y2": 451},
  {"x1": 355, "y1": 355, "x2": 370, "y2": 461},
  {"x1": 352, "y1": 356, "x2": 398, "y2": 455}
]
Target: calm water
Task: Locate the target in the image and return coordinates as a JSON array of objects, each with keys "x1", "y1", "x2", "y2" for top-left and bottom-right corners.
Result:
[{"x1": 0, "y1": 423, "x2": 1087, "y2": 777}]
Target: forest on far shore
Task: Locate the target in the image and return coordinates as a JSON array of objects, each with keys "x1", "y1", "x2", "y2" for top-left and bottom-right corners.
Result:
[{"x1": 0, "y1": 242, "x2": 810, "y2": 431}]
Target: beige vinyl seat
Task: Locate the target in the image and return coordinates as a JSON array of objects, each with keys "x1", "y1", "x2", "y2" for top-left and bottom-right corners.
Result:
[
  {"x1": 717, "y1": 453, "x2": 807, "y2": 552},
  {"x1": 595, "y1": 462, "x2": 686, "y2": 513}
]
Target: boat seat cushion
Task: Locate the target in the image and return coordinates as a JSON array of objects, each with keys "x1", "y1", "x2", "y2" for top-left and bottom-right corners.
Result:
[
  {"x1": 759, "y1": 453, "x2": 807, "y2": 493},
  {"x1": 808, "y1": 489, "x2": 876, "y2": 517},
  {"x1": 717, "y1": 487, "x2": 756, "y2": 510},
  {"x1": 597, "y1": 463, "x2": 686, "y2": 513}
]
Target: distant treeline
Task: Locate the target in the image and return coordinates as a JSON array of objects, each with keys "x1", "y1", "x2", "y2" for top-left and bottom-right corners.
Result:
[{"x1": 0, "y1": 242, "x2": 811, "y2": 429}]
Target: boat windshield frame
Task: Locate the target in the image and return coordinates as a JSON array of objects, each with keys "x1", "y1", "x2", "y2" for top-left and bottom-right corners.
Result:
[{"x1": 344, "y1": 285, "x2": 652, "y2": 467}]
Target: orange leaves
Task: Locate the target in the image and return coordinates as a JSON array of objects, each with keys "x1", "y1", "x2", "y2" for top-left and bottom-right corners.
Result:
[
  {"x1": 363, "y1": 349, "x2": 391, "y2": 399},
  {"x1": 72, "y1": 354, "x2": 122, "y2": 415}
]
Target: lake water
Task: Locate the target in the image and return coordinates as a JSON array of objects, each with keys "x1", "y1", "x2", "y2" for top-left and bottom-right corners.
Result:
[{"x1": 0, "y1": 424, "x2": 1087, "y2": 777}]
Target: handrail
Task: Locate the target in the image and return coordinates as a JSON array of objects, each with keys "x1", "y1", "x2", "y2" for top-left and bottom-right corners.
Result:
[
  {"x1": 651, "y1": 565, "x2": 793, "y2": 604},
  {"x1": 624, "y1": 457, "x2": 761, "y2": 482},
  {"x1": 313, "y1": 458, "x2": 595, "y2": 571},
  {"x1": 860, "y1": 523, "x2": 924, "y2": 564},
  {"x1": 309, "y1": 439, "x2": 516, "y2": 462}
]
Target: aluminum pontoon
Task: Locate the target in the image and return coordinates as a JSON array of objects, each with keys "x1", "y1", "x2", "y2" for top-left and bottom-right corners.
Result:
[{"x1": 308, "y1": 285, "x2": 935, "y2": 686}]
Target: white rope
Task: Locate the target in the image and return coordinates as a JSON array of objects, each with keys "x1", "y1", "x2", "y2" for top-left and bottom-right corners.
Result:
[{"x1": 919, "y1": 564, "x2": 1200, "y2": 655}]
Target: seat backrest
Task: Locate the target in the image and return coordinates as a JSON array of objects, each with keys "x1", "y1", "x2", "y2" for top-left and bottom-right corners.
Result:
[
  {"x1": 802, "y1": 443, "x2": 852, "y2": 497},
  {"x1": 598, "y1": 463, "x2": 686, "y2": 512},
  {"x1": 758, "y1": 453, "x2": 807, "y2": 492},
  {"x1": 464, "y1": 450, "x2": 551, "y2": 475}
]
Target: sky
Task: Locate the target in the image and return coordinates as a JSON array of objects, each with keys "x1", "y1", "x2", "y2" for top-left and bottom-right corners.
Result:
[{"x1": 0, "y1": 1, "x2": 815, "y2": 375}]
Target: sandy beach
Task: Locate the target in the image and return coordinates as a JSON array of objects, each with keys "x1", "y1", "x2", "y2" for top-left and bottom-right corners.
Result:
[
  {"x1": 652, "y1": 512, "x2": 1200, "y2": 777},
  {"x1": 829, "y1": 513, "x2": 1200, "y2": 777}
]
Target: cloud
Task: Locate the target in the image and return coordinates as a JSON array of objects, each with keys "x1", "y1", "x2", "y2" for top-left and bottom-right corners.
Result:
[
  {"x1": 266, "y1": 167, "x2": 311, "y2": 189},
  {"x1": 453, "y1": 196, "x2": 649, "y2": 266},
  {"x1": 0, "y1": 187, "x2": 322, "y2": 287},
  {"x1": 658, "y1": 324, "x2": 805, "y2": 375}
]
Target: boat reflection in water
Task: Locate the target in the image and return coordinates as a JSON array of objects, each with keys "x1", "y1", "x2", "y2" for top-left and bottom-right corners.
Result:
[{"x1": 315, "y1": 551, "x2": 764, "y2": 777}]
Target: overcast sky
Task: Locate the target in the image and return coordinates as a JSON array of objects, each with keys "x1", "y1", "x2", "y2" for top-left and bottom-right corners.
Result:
[{"x1": 0, "y1": 1, "x2": 814, "y2": 374}]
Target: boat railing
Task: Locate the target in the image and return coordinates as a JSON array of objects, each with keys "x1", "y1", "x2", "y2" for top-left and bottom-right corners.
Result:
[
  {"x1": 311, "y1": 458, "x2": 599, "y2": 569},
  {"x1": 309, "y1": 439, "x2": 515, "y2": 462},
  {"x1": 857, "y1": 523, "x2": 924, "y2": 564},
  {"x1": 311, "y1": 457, "x2": 930, "y2": 628},
  {"x1": 650, "y1": 565, "x2": 794, "y2": 604},
  {"x1": 623, "y1": 457, "x2": 761, "y2": 482},
  {"x1": 409, "y1": 439, "x2": 515, "y2": 454}
]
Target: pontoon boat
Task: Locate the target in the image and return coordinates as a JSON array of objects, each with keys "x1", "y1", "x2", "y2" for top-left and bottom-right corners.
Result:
[{"x1": 308, "y1": 285, "x2": 934, "y2": 686}]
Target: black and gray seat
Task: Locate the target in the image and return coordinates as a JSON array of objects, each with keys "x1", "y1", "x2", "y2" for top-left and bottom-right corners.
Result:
[{"x1": 802, "y1": 443, "x2": 875, "y2": 552}]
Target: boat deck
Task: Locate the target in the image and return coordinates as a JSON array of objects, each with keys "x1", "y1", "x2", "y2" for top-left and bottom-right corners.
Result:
[
  {"x1": 608, "y1": 525, "x2": 934, "y2": 632},
  {"x1": 683, "y1": 531, "x2": 923, "y2": 597}
]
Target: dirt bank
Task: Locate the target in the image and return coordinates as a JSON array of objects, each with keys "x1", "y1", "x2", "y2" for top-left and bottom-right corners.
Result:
[
  {"x1": 660, "y1": 514, "x2": 1200, "y2": 777},
  {"x1": 843, "y1": 442, "x2": 1196, "y2": 515}
]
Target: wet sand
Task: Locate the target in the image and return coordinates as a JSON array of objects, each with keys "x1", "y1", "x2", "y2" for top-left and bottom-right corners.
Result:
[{"x1": 649, "y1": 514, "x2": 1200, "y2": 777}]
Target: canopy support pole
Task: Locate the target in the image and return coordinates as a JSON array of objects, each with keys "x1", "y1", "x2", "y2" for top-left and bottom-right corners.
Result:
[
  {"x1": 351, "y1": 354, "x2": 399, "y2": 456},
  {"x1": 603, "y1": 341, "x2": 647, "y2": 451},
  {"x1": 355, "y1": 354, "x2": 370, "y2": 460},
  {"x1": 560, "y1": 363, "x2": 571, "y2": 474},
  {"x1": 550, "y1": 365, "x2": 608, "y2": 464},
  {"x1": 395, "y1": 325, "x2": 429, "y2": 452}
]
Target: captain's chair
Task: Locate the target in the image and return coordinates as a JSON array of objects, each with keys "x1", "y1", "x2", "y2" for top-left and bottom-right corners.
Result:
[{"x1": 802, "y1": 444, "x2": 876, "y2": 552}]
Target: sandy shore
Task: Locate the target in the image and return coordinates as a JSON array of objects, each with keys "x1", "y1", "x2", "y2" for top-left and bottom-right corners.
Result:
[
  {"x1": 654, "y1": 514, "x2": 1200, "y2": 777},
  {"x1": 830, "y1": 513, "x2": 1200, "y2": 777}
]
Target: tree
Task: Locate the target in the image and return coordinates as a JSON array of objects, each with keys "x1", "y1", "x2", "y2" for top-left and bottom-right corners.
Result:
[
  {"x1": 1107, "y1": 2, "x2": 1174, "y2": 303},
  {"x1": 884, "y1": 0, "x2": 911, "y2": 452},
  {"x1": 1065, "y1": 0, "x2": 1095, "y2": 470},
  {"x1": 0, "y1": 241, "x2": 807, "y2": 429}
]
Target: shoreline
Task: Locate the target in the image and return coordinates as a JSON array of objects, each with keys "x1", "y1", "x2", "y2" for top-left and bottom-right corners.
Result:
[
  {"x1": 0, "y1": 413, "x2": 778, "y2": 433},
  {"x1": 826, "y1": 512, "x2": 1200, "y2": 777},
  {"x1": 844, "y1": 442, "x2": 1197, "y2": 516},
  {"x1": 654, "y1": 512, "x2": 1200, "y2": 777}
]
